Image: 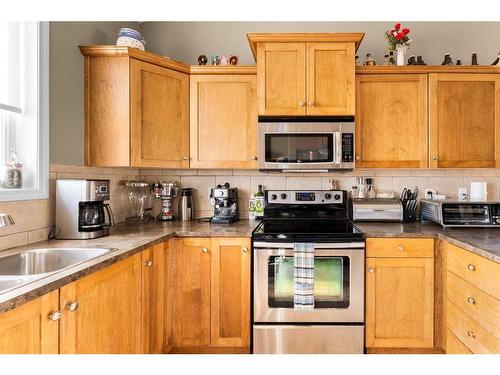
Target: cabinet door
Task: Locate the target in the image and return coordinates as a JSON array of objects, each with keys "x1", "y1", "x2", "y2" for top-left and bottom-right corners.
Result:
[
  {"x1": 172, "y1": 238, "x2": 211, "y2": 349},
  {"x1": 190, "y1": 75, "x2": 258, "y2": 168},
  {"x1": 210, "y1": 237, "x2": 251, "y2": 350},
  {"x1": 306, "y1": 43, "x2": 355, "y2": 116},
  {"x1": 59, "y1": 254, "x2": 143, "y2": 354},
  {"x1": 130, "y1": 59, "x2": 189, "y2": 168},
  {"x1": 366, "y1": 257, "x2": 434, "y2": 348},
  {"x1": 356, "y1": 74, "x2": 428, "y2": 168},
  {"x1": 429, "y1": 74, "x2": 500, "y2": 168},
  {"x1": 0, "y1": 290, "x2": 59, "y2": 354},
  {"x1": 142, "y1": 242, "x2": 170, "y2": 354},
  {"x1": 257, "y1": 43, "x2": 306, "y2": 115}
]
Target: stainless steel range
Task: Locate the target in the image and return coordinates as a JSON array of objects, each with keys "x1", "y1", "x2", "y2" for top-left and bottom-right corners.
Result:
[{"x1": 252, "y1": 190, "x2": 365, "y2": 354}]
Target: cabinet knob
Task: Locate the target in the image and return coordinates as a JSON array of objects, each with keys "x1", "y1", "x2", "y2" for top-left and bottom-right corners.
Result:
[
  {"x1": 48, "y1": 311, "x2": 62, "y2": 321},
  {"x1": 368, "y1": 268, "x2": 374, "y2": 273},
  {"x1": 397, "y1": 245, "x2": 405, "y2": 251},
  {"x1": 242, "y1": 247, "x2": 248, "y2": 253},
  {"x1": 467, "y1": 264, "x2": 476, "y2": 271},
  {"x1": 467, "y1": 331, "x2": 476, "y2": 339},
  {"x1": 467, "y1": 297, "x2": 476, "y2": 305},
  {"x1": 202, "y1": 248, "x2": 208, "y2": 253},
  {"x1": 252, "y1": 156, "x2": 258, "y2": 161},
  {"x1": 183, "y1": 156, "x2": 189, "y2": 160},
  {"x1": 308, "y1": 101, "x2": 315, "y2": 107},
  {"x1": 355, "y1": 155, "x2": 360, "y2": 161},
  {"x1": 432, "y1": 155, "x2": 439, "y2": 160},
  {"x1": 299, "y1": 101, "x2": 306, "y2": 107},
  {"x1": 145, "y1": 260, "x2": 153, "y2": 267},
  {"x1": 66, "y1": 301, "x2": 79, "y2": 312}
]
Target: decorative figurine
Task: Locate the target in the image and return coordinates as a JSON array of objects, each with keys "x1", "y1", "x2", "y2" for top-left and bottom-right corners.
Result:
[
  {"x1": 456, "y1": 58, "x2": 462, "y2": 66},
  {"x1": 197, "y1": 55, "x2": 208, "y2": 65},
  {"x1": 441, "y1": 53, "x2": 453, "y2": 65},
  {"x1": 471, "y1": 52, "x2": 479, "y2": 65},
  {"x1": 220, "y1": 55, "x2": 229, "y2": 66},
  {"x1": 388, "y1": 51, "x2": 395, "y2": 65},
  {"x1": 416, "y1": 56, "x2": 427, "y2": 65},
  {"x1": 229, "y1": 55, "x2": 239, "y2": 65},
  {"x1": 383, "y1": 54, "x2": 390, "y2": 65},
  {"x1": 355, "y1": 55, "x2": 361, "y2": 66},
  {"x1": 211, "y1": 55, "x2": 221, "y2": 66},
  {"x1": 407, "y1": 55, "x2": 416, "y2": 65},
  {"x1": 364, "y1": 53, "x2": 376, "y2": 66},
  {"x1": 492, "y1": 52, "x2": 500, "y2": 65}
]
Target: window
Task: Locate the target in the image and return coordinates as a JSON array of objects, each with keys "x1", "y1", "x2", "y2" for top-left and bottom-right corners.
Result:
[{"x1": 0, "y1": 22, "x2": 48, "y2": 201}]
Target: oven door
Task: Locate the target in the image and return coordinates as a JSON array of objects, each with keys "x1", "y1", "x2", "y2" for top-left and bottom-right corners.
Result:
[
  {"x1": 253, "y1": 242, "x2": 364, "y2": 323},
  {"x1": 258, "y1": 122, "x2": 345, "y2": 170}
]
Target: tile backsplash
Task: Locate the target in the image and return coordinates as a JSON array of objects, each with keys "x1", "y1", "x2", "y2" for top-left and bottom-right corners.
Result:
[{"x1": 0, "y1": 164, "x2": 499, "y2": 251}]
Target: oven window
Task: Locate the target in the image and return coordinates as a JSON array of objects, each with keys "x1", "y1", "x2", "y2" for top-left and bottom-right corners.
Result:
[
  {"x1": 268, "y1": 256, "x2": 350, "y2": 308},
  {"x1": 442, "y1": 204, "x2": 490, "y2": 224},
  {"x1": 265, "y1": 134, "x2": 334, "y2": 163}
]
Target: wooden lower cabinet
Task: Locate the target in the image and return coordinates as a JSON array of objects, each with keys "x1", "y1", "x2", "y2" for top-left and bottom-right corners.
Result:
[
  {"x1": 171, "y1": 237, "x2": 251, "y2": 353},
  {"x1": 0, "y1": 290, "x2": 59, "y2": 354},
  {"x1": 366, "y1": 240, "x2": 435, "y2": 349},
  {"x1": 59, "y1": 253, "x2": 143, "y2": 354}
]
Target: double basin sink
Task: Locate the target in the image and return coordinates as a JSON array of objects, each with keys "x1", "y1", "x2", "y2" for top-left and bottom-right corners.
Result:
[{"x1": 0, "y1": 247, "x2": 114, "y2": 295}]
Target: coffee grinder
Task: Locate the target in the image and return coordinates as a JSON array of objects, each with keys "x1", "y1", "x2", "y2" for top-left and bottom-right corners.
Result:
[
  {"x1": 209, "y1": 182, "x2": 239, "y2": 224},
  {"x1": 152, "y1": 180, "x2": 180, "y2": 221}
]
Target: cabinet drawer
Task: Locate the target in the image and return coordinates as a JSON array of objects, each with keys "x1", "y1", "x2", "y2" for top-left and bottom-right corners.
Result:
[
  {"x1": 447, "y1": 301, "x2": 500, "y2": 354},
  {"x1": 447, "y1": 244, "x2": 500, "y2": 299},
  {"x1": 446, "y1": 330, "x2": 472, "y2": 354},
  {"x1": 366, "y1": 238, "x2": 434, "y2": 258},
  {"x1": 447, "y1": 271, "x2": 500, "y2": 336}
]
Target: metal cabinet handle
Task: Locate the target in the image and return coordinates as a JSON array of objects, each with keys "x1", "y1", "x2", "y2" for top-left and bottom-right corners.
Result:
[
  {"x1": 397, "y1": 245, "x2": 405, "y2": 251},
  {"x1": 467, "y1": 264, "x2": 476, "y2": 271},
  {"x1": 48, "y1": 311, "x2": 61, "y2": 321},
  {"x1": 66, "y1": 302, "x2": 79, "y2": 312},
  {"x1": 202, "y1": 248, "x2": 208, "y2": 253},
  {"x1": 242, "y1": 247, "x2": 248, "y2": 253},
  {"x1": 183, "y1": 156, "x2": 189, "y2": 160},
  {"x1": 355, "y1": 155, "x2": 361, "y2": 161},
  {"x1": 368, "y1": 268, "x2": 374, "y2": 273},
  {"x1": 299, "y1": 101, "x2": 306, "y2": 107},
  {"x1": 432, "y1": 155, "x2": 439, "y2": 160},
  {"x1": 308, "y1": 101, "x2": 315, "y2": 107},
  {"x1": 467, "y1": 331, "x2": 476, "y2": 339},
  {"x1": 467, "y1": 297, "x2": 476, "y2": 305},
  {"x1": 251, "y1": 156, "x2": 258, "y2": 161},
  {"x1": 145, "y1": 260, "x2": 153, "y2": 267}
]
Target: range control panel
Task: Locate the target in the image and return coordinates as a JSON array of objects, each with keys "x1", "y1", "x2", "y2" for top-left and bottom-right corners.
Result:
[
  {"x1": 491, "y1": 204, "x2": 500, "y2": 225},
  {"x1": 266, "y1": 190, "x2": 344, "y2": 205}
]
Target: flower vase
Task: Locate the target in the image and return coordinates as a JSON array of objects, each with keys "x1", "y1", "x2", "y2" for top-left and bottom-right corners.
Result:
[{"x1": 396, "y1": 45, "x2": 406, "y2": 66}]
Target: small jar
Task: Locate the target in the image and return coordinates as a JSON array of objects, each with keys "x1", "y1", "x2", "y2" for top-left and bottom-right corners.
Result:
[{"x1": 4, "y1": 162, "x2": 23, "y2": 188}]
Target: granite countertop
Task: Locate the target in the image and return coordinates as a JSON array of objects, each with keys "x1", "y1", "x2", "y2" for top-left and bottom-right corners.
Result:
[{"x1": 0, "y1": 219, "x2": 499, "y2": 314}]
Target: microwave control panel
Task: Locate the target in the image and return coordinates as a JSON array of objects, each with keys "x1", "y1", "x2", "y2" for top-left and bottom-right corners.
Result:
[{"x1": 341, "y1": 133, "x2": 354, "y2": 163}]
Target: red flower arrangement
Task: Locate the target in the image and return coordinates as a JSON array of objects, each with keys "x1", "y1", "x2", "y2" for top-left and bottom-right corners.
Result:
[{"x1": 385, "y1": 22, "x2": 411, "y2": 50}]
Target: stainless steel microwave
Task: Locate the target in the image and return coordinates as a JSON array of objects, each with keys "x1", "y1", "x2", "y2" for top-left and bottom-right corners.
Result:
[{"x1": 258, "y1": 117, "x2": 355, "y2": 171}]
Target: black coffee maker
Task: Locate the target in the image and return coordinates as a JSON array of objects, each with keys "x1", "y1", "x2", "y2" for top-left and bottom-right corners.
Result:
[{"x1": 209, "y1": 183, "x2": 239, "y2": 224}]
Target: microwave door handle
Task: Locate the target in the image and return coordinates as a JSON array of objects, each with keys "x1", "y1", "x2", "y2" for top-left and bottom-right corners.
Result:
[
  {"x1": 335, "y1": 133, "x2": 342, "y2": 165},
  {"x1": 104, "y1": 203, "x2": 115, "y2": 227}
]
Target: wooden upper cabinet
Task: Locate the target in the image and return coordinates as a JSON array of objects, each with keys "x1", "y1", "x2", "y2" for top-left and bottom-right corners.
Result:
[
  {"x1": 210, "y1": 237, "x2": 251, "y2": 350},
  {"x1": 429, "y1": 73, "x2": 500, "y2": 168},
  {"x1": 131, "y1": 60, "x2": 189, "y2": 168},
  {"x1": 172, "y1": 238, "x2": 211, "y2": 349},
  {"x1": 306, "y1": 43, "x2": 355, "y2": 115},
  {"x1": 59, "y1": 253, "x2": 143, "y2": 354},
  {"x1": 0, "y1": 290, "x2": 59, "y2": 354},
  {"x1": 190, "y1": 74, "x2": 257, "y2": 168},
  {"x1": 356, "y1": 74, "x2": 428, "y2": 168},
  {"x1": 257, "y1": 43, "x2": 306, "y2": 115},
  {"x1": 80, "y1": 46, "x2": 190, "y2": 168}
]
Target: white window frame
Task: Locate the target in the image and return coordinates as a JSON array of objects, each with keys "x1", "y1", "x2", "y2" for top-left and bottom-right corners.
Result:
[{"x1": 0, "y1": 22, "x2": 49, "y2": 202}]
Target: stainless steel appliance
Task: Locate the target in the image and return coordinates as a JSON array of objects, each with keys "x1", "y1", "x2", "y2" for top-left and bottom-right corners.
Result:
[
  {"x1": 178, "y1": 188, "x2": 194, "y2": 221},
  {"x1": 258, "y1": 117, "x2": 355, "y2": 171},
  {"x1": 352, "y1": 198, "x2": 403, "y2": 222},
  {"x1": 209, "y1": 183, "x2": 238, "y2": 224},
  {"x1": 153, "y1": 181, "x2": 180, "y2": 221},
  {"x1": 252, "y1": 190, "x2": 365, "y2": 354},
  {"x1": 56, "y1": 179, "x2": 114, "y2": 239},
  {"x1": 421, "y1": 199, "x2": 500, "y2": 228}
]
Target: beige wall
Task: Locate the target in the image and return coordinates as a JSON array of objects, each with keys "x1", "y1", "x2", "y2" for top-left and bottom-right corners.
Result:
[
  {"x1": 1, "y1": 166, "x2": 499, "y2": 251},
  {"x1": 49, "y1": 21, "x2": 140, "y2": 165}
]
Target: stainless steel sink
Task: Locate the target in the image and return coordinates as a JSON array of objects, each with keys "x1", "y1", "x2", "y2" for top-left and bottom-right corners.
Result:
[{"x1": 0, "y1": 247, "x2": 113, "y2": 277}]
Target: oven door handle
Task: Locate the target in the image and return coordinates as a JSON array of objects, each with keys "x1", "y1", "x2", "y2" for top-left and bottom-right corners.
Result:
[{"x1": 253, "y1": 241, "x2": 365, "y2": 249}]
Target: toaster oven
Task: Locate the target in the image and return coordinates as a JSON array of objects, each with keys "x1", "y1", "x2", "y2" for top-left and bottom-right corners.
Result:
[{"x1": 420, "y1": 199, "x2": 500, "y2": 228}]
